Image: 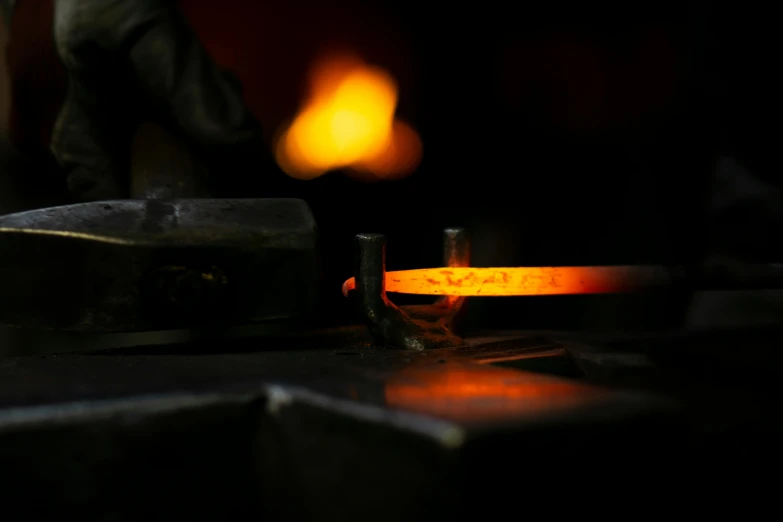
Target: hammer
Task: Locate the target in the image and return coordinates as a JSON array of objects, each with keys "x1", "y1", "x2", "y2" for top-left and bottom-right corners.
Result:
[{"x1": 0, "y1": 123, "x2": 318, "y2": 333}]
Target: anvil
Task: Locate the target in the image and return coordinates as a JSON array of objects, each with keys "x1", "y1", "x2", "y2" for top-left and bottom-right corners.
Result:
[{"x1": 0, "y1": 124, "x2": 318, "y2": 333}]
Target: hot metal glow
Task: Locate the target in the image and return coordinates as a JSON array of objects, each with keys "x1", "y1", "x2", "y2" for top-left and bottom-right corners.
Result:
[
  {"x1": 342, "y1": 266, "x2": 662, "y2": 297},
  {"x1": 275, "y1": 53, "x2": 422, "y2": 181}
]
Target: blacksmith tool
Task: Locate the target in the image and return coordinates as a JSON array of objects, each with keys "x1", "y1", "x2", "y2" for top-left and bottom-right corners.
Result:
[
  {"x1": 346, "y1": 230, "x2": 783, "y2": 350},
  {"x1": 0, "y1": 123, "x2": 318, "y2": 332},
  {"x1": 351, "y1": 229, "x2": 469, "y2": 350}
]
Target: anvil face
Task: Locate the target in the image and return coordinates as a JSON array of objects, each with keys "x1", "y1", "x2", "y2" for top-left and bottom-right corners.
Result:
[
  {"x1": 0, "y1": 330, "x2": 682, "y2": 519},
  {"x1": 0, "y1": 198, "x2": 318, "y2": 332}
]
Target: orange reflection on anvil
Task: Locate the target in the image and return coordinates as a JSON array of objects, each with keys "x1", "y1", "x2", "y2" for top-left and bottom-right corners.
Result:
[{"x1": 385, "y1": 362, "x2": 606, "y2": 423}]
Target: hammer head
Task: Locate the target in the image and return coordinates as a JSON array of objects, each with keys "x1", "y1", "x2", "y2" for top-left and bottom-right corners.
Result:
[{"x1": 0, "y1": 198, "x2": 318, "y2": 332}]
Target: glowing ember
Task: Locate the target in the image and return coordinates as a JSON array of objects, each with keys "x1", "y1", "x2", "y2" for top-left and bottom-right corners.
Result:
[
  {"x1": 275, "y1": 53, "x2": 422, "y2": 181},
  {"x1": 342, "y1": 266, "x2": 668, "y2": 297}
]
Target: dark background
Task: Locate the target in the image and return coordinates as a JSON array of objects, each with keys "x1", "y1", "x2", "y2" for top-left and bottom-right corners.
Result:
[
  {"x1": 283, "y1": 0, "x2": 778, "y2": 330},
  {"x1": 1, "y1": 0, "x2": 779, "y2": 334}
]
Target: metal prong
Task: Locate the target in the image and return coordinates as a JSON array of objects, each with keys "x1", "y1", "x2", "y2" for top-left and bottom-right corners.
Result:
[
  {"x1": 353, "y1": 233, "x2": 464, "y2": 350},
  {"x1": 437, "y1": 228, "x2": 471, "y2": 312},
  {"x1": 443, "y1": 228, "x2": 470, "y2": 268},
  {"x1": 354, "y1": 233, "x2": 389, "y2": 322}
]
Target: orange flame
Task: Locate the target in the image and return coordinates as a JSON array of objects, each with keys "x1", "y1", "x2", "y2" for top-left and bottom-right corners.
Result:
[
  {"x1": 275, "y1": 53, "x2": 422, "y2": 181},
  {"x1": 342, "y1": 266, "x2": 665, "y2": 296}
]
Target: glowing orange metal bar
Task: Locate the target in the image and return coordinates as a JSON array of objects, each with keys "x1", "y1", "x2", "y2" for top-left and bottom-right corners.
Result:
[{"x1": 341, "y1": 266, "x2": 671, "y2": 297}]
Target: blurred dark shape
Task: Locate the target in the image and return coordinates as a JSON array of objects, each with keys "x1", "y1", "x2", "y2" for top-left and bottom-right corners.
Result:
[{"x1": 706, "y1": 157, "x2": 783, "y2": 261}]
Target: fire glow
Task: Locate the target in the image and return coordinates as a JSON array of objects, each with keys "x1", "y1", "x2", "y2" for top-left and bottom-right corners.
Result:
[
  {"x1": 342, "y1": 266, "x2": 664, "y2": 297},
  {"x1": 275, "y1": 53, "x2": 422, "y2": 181}
]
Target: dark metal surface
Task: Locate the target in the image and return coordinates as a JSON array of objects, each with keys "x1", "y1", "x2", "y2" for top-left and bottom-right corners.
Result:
[
  {"x1": 4, "y1": 325, "x2": 781, "y2": 517},
  {"x1": 0, "y1": 198, "x2": 317, "y2": 332},
  {"x1": 2, "y1": 325, "x2": 782, "y2": 517},
  {"x1": 353, "y1": 229, "x2": 468, "y2": 350},
  {"x1": 0, "y1": 330, "x2": 685, "y2": 519}
]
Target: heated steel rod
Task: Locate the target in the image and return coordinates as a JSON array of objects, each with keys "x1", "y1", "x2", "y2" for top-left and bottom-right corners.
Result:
[{"x1": 343, "y1": 262, "x2": 783, "y2": 297}]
